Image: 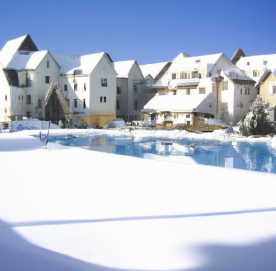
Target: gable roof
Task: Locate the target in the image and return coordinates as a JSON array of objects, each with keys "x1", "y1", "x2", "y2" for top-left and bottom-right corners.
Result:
[
  {"x1": 51, "y1": 51, "x2": 107, "y2": 74},
  {"x1": 7, "y1": 50, "x2": 49, "y2": 70},
  {"x1": 0, "y1": 34, "x2": 38, "y2": 68},
  {"x1": 140, "y1": 62, "x2": 171, "y2": 79},
  {"x1": 143, "y1": 93, "x2": 216, "y2": 114},
  {"x1": 222, "y1": 68, "x2": 255, "y2": 85},
  {"x1": 231, "y1": 49, "x2": 246, "y2": 65},
  {"x1": 113, "y1": 60, "x2": 136, "y2": 78},
  {"x1": 152, "y1": 53, "x2": 224, "y2": 88}
]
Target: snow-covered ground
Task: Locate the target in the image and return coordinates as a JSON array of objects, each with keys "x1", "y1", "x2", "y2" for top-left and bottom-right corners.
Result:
[{"x1": 1, "y1": 131, "x2": 276, "y2": 270}]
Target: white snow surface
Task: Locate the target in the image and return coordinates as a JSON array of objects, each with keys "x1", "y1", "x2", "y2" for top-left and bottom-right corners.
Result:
[
  {"x1": 113, "y1": 60, "x2": 136, "y2": 78},
  {"x1": 50, "y1": 51, "x2": 105, "y2": 74},
  {"x1": 1, "y1": 130, "x2": 276, "y2": 270},
  {"x1": 7, "y1": 50, "x2": 48, "y2": 70},
  {"x1": 139, "y1": 62, "x2": 169, "y2": 79},
  {"x1": 0, "y1": 34, "x2": 27, "y2": 68}
]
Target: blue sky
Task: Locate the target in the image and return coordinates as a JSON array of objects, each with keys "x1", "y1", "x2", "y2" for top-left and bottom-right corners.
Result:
[{"x1": 1, "y1": 0, "x2": 276, "y2": 65}]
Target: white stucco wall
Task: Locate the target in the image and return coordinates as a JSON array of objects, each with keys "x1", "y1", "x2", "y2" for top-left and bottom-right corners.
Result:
[
  {"x1": 0, "y1": 69, "x2": 12, "y2": 122},
  {"x1": 90, "y1": 55, "x2": 117, "y2": 116}
]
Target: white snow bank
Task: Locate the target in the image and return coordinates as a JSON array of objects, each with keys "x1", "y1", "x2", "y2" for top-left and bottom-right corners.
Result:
[
  {"x1": 0, "y1": 133, "x2": 44, "y2": 151},
  {"x1": 0, "y1": 145, "x2": 276, "y2": 270}
]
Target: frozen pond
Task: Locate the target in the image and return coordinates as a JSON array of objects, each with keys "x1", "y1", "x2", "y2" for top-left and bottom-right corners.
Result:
[{"x1": 43, "y1": 134, "x2": 276, "y2": 173}]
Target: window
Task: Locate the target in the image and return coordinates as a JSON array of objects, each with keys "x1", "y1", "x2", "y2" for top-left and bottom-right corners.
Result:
[
  {"x1": 221, "y1": 81, "x2": 228, "y2": 91},
  {"x1": 186, "y1": 89, "x2": 190, "y2": 95},
  {"x1": 240, "y1": 88, "x2": 242, "y2": 95},
  {"x1": 187, "y1": 121, "x2": 191, "y2": 126},
  {"x1": 248, "y1": 88, "x2": 250, "y2": 95},
  {"x1": 117, "y1": 87, "x2": 121, "y2": 94},
  {"x1": 45, "y1": 76, "x2": 50, "y2": 84},
  {"x1": 264, "y1": 61, "x2": 268, "y2": 65},
  {"x1": 47, "y1": 60, "x2": 49, "y2": 68},
  {"x1": 5, "y1": 95, "x2": 7, "y2": 101},
  {"x1": 84, "y1": 83, "x2": 86, "y2": 91},
  {"x1": 74, "y1": 99, "x2": 77, "y2": 108},
  {"x1": 83, "y1": 99, "x2": 86, "y2": 108},
  {"x1": 273, "y1": 86, "x2": 276, "y2": 94},
  {"x1": 19, "y1": 96, "x2": 20, "y2": 100},
  {"x1": 116, "y1": 99, "x2": 120, "y2": 110},
  {"x1": 180, "y1": 72, "x2": 187, "y2": 79},
  {"x1": 104, "y1": 96, "x2": 106, "y2": 103},
  {"x1": 199, "y1": 88, "x2": 205, "y2": 94},
  {"x1": 186, "y1": 114, "x2": 190, "y2": 118},
  {"x1": 26, "y1": 112, "x2": 31, "y2": 118},
  {"x1": 4, "y1": 108, "x2": 7, "y2": 113},
  {"x1": 27, "y1": 95, "x2": 31, "y2": 104},
  {"x1": 247, "y1": 62, "x2": 250, "y2": 66},
  {"x1": 192, "y1": 71, "x2": 198, "y2": 78},
  {"x1": 134, "y1": 100, "x2": 138, "y2": 110},
  {"x1": 74, "y1": 84, "x2": 77, "y2": 91},
  {"x1": 245, "y1": 89, "x2": 247, "y2": 95},
  {"x1": 100, "y1": 96, "x2": 102, "y2": 103},
  {"x1": 134, "y1": 85, "x2": 138, "y2": 93},
  {"x1": 172, "y1": 73, "x2": 177, "y2": 80},
  {"x1": 38, "y1": 99, "x2": 42, "y2": 109},
  {"x1": 253, "y1": 70, "x2": 259, "y2": 77},
  {"x1": 101, "y1": 79, "x2": 107, "y2": 87},
  {"x1": 64, "y1": 84, "x2": 68, "y2": 91}
]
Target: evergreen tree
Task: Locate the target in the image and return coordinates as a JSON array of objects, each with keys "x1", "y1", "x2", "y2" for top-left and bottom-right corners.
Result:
[{"x1": 239, "y1": 97, "x2": 275, "y2": 136}]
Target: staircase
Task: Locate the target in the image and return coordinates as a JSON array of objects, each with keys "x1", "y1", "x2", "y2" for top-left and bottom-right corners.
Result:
[{"x1": 45, "y1": 82, "x2": 72, "y2": 122}]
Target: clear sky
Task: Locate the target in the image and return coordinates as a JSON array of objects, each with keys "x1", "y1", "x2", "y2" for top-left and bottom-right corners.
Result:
[{"x1": 1, "y1": 0, "x2": 276, "y2": 65}]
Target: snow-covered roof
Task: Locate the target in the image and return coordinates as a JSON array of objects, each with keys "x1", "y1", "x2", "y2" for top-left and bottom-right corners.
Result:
[
  {"x1": 170, "y1": 53, "x2": 222, "y2": 72},
  {"x1": 235, "y1": 54, "x2": 276, "y2": 68},
  {"x1": 0, "y1": 35, "x2": 27, "y2": 68},
  {"x1": 140, "y1": 62, "x2": 170, "y2": 79},
  {"x1": 144, "y1": 93, "x2": 216, "y2": 114},
  {"x1": 152, "y1": 53, "x2": 224, "y2": 88},
  {"x1": 51, "y1": 51, "x2": 106, "y2": 74},
  {"x1": 7, "y1": 50, "x2": 48, "y2": 70},
  {"x1": 113, "y1": 60, "x2": 136, "y2": 78},
  {"x1": 223, "y1": 68, "x2": 255, "y2": 82}
]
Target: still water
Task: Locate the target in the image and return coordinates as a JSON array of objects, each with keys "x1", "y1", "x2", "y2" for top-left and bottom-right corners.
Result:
[{"x1": 46, "y1": 135, "x2": 276, "y2": 173}]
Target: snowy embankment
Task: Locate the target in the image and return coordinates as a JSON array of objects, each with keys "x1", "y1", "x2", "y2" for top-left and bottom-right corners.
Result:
[{"x1": 0, "y1": 131, "x2": 276, "y2": 270}]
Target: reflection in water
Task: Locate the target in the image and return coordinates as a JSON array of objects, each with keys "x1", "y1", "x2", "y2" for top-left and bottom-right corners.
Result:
[{"x1": 47, "y1": 136, "x2": 276, "y2": 173}]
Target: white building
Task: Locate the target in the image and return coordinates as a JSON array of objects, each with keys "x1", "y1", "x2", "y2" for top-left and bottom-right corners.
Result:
[
  {"x1": 143, "y1": 52, "x2": 256, "y2": 129},
  {"x1": 113, "y1": 60, "x2": 145, "y2": 121},
  {"x1": 140, "y1": 61, "x2": 171, "y2": 104},
  {"x1": 0, "y1": 34, "x2": 60, "y2": 122},
  {"x1": 232, "y1": 49, "x2": 276, "y2": 87},
  {"x1": 0, "y1": 34, "x2": 117, "y2": 128},
  {"x1": 51, "y1": 52, "x2": 117, "y2": 128}
]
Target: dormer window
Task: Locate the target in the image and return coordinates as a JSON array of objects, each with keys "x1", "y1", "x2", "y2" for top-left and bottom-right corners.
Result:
[{"x1": 195, "y1": 59, "x2": 201, "y2": 64}]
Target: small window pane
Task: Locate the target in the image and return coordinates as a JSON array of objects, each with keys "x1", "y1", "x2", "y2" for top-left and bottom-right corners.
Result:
[{"x1": 27, "y1": 95, "x2": 31, "y2": 104}]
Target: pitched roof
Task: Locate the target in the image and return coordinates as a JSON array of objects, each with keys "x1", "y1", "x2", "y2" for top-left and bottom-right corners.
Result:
[
  {"x1": 7, "y1": 50, "x2": 48, "y2": 70},
  {"x1": 143, "y1": 93, "x2": 216, "y2": 114},
  {"x1": 113, "y1": 60, "x2": 136, "y2": 78},
  {"x1": 51, "y1": 51, "x2": 106, "y2": 74},
  {"x1": 222, "y1": 68, "x2": 255, "y2": 85},
  {"x1": 139, "y1": 62, "x2": 171, "y2": 79},
  {"x1": 231, "y1": 49, "x2": 246, "y2": 65},
  {"x1": 0, "y1": 34, "x2": 37, "y2": 68}
]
